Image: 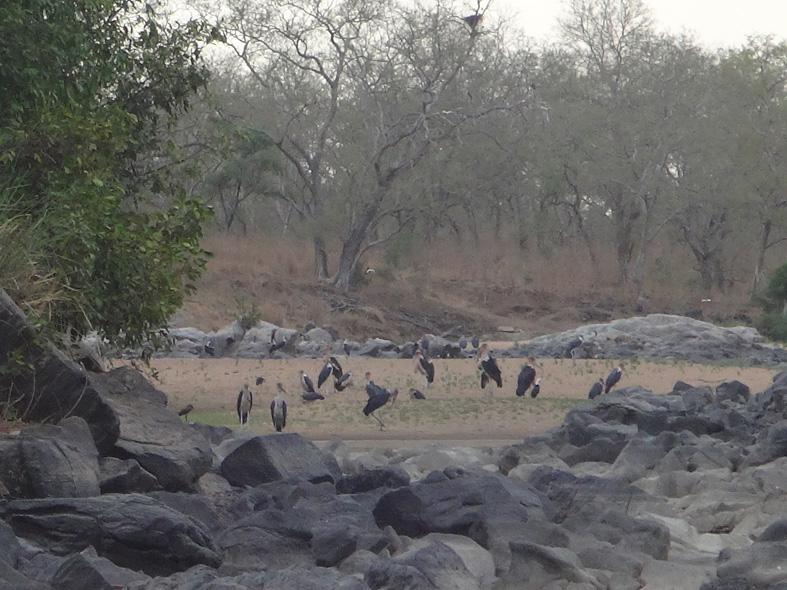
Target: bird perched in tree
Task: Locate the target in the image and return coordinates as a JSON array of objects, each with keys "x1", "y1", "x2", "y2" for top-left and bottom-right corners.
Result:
[
  {"x1": 605, "y1": 364, "x2": 623, "y2": 393},
  {"x1": 588, "y1": 378, "x2": 604, "y2": 400},
  {"x1": 413, "y1": 350, "x2": 435, "y2": 390},
  {"x1": 334, "y1": 371, "x2": 354, "y2": 392},
  {"x1": 270, "y1": 395, "x2": 287, "y2": 432},
  {"x1": 515, "y1": 356, "x2": 539, "y2": 397},
  {"x1": 476, "y1": 343, "x2": 503, "y2": 394},
  {"x1": 461, "y1": 13, "x2": 483, "y2": 31},
  {"x1": 363, "y1": 387, "x2": 399, "y2": 430},
  {"x1": 530, "y1": 378, "x2": 541, "y2": 399},
  {"x1": 301, "y1": 391, "x2": 325, "y2": 402},
  {"x1": 237, "y1": 383, "x2": 253, "y2": 425},
  {"x1": 177, "y1": 404, "x2": 194, "y2": 421},
  {"x1": 299, "y1": 369, "x2": 316, "y2": 394},
  {"x1": 410, "y1": 388, "x2": 426, "y2": 400}
]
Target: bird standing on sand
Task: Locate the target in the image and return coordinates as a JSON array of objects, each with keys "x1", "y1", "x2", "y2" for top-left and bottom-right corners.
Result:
[
  {"x1": 334, "y1": 371, "x2": 354, "y2": 392},
  {"x1": 530, "y1": 378, "x2": 541, "y2": 399},
  {"x1": 588, "y1": 378, "x2": 604, "y2": 400},
  {"x1": 410, "y1": 388, "x2": 426, "y2": 400},
  {"x1": 177, "y1": 404, "x2": 194, "y2": 421},
  {"x1": 476, "y1": 343, "x2": 503, "y2": 394},
  {"x1": 413, "y1": 350, "x2": 435, "y2": 390},
  {"x1": 299, "y1": 369, "x2": 316, "y2": 394},
  {"x1": 363, "y1": 387, "x2": 399, "y2": 430},
  {"x1": 317, "y1": 357, "x2": 333, "y2": 393},
  {"x1": 515, "y1": 356, "x2": 539, "y2": 397},
  {"x1": 365, "y1": 371, "x2": 386, "y2": 398},
  {"x1": 237, "y1": 383, "x2": 253, "y2": 425},
  {"x1": 605, "y1": 364, "x2": 623, "y2": 393},
  {"x1": 270, "y1": 395, "x2": 287, "y2": 432}
]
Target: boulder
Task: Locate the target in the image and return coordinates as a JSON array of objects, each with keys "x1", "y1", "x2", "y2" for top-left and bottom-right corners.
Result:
[
  {"x1": 93, "y1": 367, "x2": 213, "y2": 492},
  {"x1": 97, "y1": 457, "x2": 157, "y2": 494},
  {"x1": 0, "y1": 494, "x2": 221, "y2": 577},
  {"x1": 336, "y1": 466, "x2": 411, "y2": 494},
  {"x1": 220, "y1": 432, "x2": 341, "y2": 487},
  {"x1": 50, "y1": 546, "x2": 150, "y2": 590},
  {"x1": 0, "y1": 417, "x2": 100, "y2": 499},
  {"x1": 0, "y1": 289, "x2": 119, "y2": 454}
]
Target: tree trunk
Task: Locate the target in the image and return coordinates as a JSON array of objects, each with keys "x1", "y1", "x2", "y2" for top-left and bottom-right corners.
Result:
[
  {"x1": 332, "y1": 202, "x2": 380, "y2": 292},
  {"x1": 313, "y1": 233, "x2": 329, "y2": 281},
  {"x1": 752, "y1": 218, "x2": 772, "y2": 296}
]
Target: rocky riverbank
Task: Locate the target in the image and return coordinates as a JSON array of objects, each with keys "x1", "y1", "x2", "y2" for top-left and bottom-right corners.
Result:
[{"x1": 3, "y1": 290, "x2": 787, "y2": 589}]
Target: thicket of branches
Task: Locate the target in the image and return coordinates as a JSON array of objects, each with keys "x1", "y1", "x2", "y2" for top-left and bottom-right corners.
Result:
[{"x1": 181, "y1": 0, "x2": 787, "y2": 297}]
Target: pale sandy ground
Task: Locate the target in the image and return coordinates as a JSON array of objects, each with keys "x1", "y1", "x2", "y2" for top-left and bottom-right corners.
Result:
[{"x1": 125, "y1": 353, "x2": 781, "y2": 450}]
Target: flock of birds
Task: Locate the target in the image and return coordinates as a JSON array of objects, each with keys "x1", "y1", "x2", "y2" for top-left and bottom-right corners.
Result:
[{"x1": 201, "y1": 335, "x2": 626, "y2": 434}]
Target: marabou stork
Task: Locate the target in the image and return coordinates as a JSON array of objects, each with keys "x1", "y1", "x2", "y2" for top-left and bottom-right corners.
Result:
[
  {"x1": 476, "y1": 343, "x2": 503, "y2": 394},
  {"x1": 413, "y1": 350, "x2": 435, "y2": 390},
  {"x1": 270, "y1": 395, "x2": 287, "y2": 432},
  {"x1": 237, "y1": 383, "x2": 253, "y2": 425},
  {"x1": 588, "y1": 378, "x2": 604, "y2": 400},
  {"x1": 277, "y1": 382, "x2": 288, "y2": 396},
  {"x1": 530, "y1": 378, "x2": 541, "y2": 399},
  {"x1": 329, "y1": 355, "x2": 343, "y2": 379},
  {"x1": 458, "y1": 336, "x2": 468, "y2": 350},
  {"x1": 363, "y1": 387, "x2": 399, "y2": 430},
  {"x1": 301, "y1": 391, "x2": 325, "y2": 402},
  {"x1": 299, "y1": 369, "x2": 316, "y2": 395},
  {"x1": 317, "y1": 357, "x2": 333, "y2": 392},
  {"x1": 334, "y1": 371, "x2": 354, "y2": 392},
  {"x1": 256, "y1": 376, "x2": 265, "y2": 386},
  {"x1": 365, "y1": 372, "x2": 386, "y2": 398},
  {"x1": 605, "y1": 364, "x2": 623, "y2": 394},
  {"x1": 515, "y1": 356, "x2": 539, "y2": 397},
  {"x1": 566, "y1": 335, "x2": 584, "y2": 359}
]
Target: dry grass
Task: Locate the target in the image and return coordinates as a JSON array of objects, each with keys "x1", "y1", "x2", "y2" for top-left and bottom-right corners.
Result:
[
  {"x1": 138, "y1": 356, "x2": 778, "y2": 444},
  {"x1": 179, "y1": 232, "x2": 762, "y2": 341}
]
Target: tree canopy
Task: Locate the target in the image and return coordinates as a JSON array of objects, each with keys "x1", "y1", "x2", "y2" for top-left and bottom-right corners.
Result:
[{"x1": 0, "y1": 0, "x2": 221, "y2": 350}]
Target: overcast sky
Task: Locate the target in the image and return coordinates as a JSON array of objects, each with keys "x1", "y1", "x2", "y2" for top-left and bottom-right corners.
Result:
[{"x1": 497, "y1": 0, "x2": 787, "y2": 49}]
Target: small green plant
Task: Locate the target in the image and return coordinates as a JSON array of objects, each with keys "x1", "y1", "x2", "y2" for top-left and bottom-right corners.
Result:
[
  {"x1": 754, "y1": 261, "x2": 787, "y2": 341},
  {"x1": 235, "y1": 295, "x2": 262, "y2": 331}
]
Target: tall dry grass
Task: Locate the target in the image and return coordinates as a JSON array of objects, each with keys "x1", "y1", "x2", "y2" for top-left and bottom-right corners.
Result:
[{"x1": 183, "y1": 230, "x2": 761, "y2": 334}]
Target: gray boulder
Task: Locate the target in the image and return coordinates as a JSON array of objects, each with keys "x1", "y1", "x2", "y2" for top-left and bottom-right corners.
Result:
[
  {"x1": 0, "y1": 289, "x2": 120, "y2": 454},
  {"x1": 93, "y1": 367, "x2": 212, "y2": 492},
  {"x1": 0, "y1": 494, "x2": 221, "y2": 577},
  {"x1": 98, "y1": 457, "x2": 157, "y2": 494},
  {"x1": 0, "y1": 417, "x2": 100, "y2": 499},
  {"x1": 50, "y1": 546, "x2": 150, "y2": 590},
  {"x1": 220, "y1": 432, "x2": 341, "y2": 487}
]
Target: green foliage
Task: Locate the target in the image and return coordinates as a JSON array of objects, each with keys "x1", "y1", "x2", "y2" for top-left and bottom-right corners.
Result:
[
  {"x1": 0, "y1": 0, "x2": 221, "y2": 350},
  {"x1": 753, "y1": 261, "x2": 787, "y2": 341},
  {"x1": 234, "y1": 295, "x2": 262, "y2": 331}
]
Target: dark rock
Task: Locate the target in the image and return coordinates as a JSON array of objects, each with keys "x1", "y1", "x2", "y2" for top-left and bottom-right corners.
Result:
[
  {"x1": 336, "y1": 466, "x2": 410, "y2": 494},
  {"x1": 50, "y1": 547, "x2": 150, "y2": 590},
  {"x1": 98, "y1": 457, "x2": 157, "y2": 494},
  {"x1": 220, "y1": 432, "x2": 341, "y2": 487},
  {"x1": 94, "y1": 367, "x2": 213, "y2": 492},
  {"x1": 716, "y1": 380, "x2": 751, "y2": 404},
  {"x1": 0, "y1": 416, "x2": 100, "y2": 499},
  {"x1": 0, "y1": 494, "x2": 221, "y2": 577},
  {"x1": 0, "y1": 289, "x2": 119, "y2": 454},
  {"x1": 0, "y1": 559, "x2": 51, "y2": 590}
]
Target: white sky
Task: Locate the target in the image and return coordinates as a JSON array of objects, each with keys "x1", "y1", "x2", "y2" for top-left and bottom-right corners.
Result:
[{"x1": 496, "y1": 0, "x2": 787, "y2": 49}]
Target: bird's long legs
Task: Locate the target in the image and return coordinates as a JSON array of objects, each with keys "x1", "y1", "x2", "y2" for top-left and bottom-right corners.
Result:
[{"x1": 371, "y1": 413, "x2": 385, "y2": 430}]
